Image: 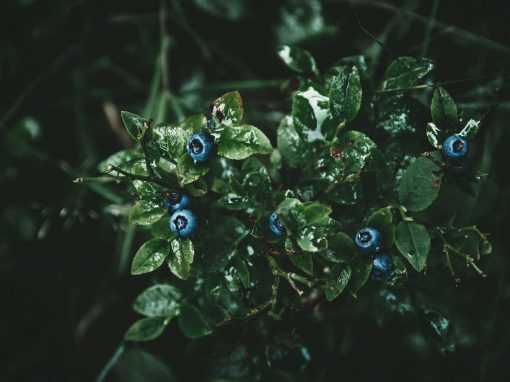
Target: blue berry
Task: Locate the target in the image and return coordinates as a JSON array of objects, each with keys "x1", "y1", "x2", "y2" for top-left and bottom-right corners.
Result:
[
  {"x1": 187, "y1": 132, "x2": 214, "y2": 162},
  {"x1": 370, "y1": 254, "x2": 394, "y2": 282},
  {"x1": 355, "y1": 227, "x2": 382, "y2": 253},
  {"x1": 269, "y1": 211, "x2": 286, "y2": 237},
  {"x1": 164, "y1": 191, "x2": 191, "y2": 213},
  {"x1": 442, "y1": 134, "x2": 468, "y2": 160},
  {"x1": 169, "y1": 209, "x2": 197, "y2": 238}
]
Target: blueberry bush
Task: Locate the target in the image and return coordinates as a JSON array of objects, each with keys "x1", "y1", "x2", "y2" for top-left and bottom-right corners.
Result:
[{"x1": 94, "y1": 46, "x2": 492, "y2": 370}]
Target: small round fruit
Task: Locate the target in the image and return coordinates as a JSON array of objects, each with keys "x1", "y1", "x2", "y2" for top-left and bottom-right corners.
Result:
[
  {"x1": 370, "y1": 253, "x2": 394, "y2": 282},
  {"x1": 169, "y1": 209, "x2": 197, "y2": 238},
  {"x1": 164, "y1": 191, "x2": 191, "y2": 213},
  {"x1": 187, "y1": 132, "x2": 214, "y2": 162},
  {"x1": 442, "y1": 134, "x2": 469, "y2": 160},
  {"x1": 269, "y1": 211, "x2": 286, "y2": 237},
  {"x1": 355, "y1": 227, "x2": 382, "y2": 253}
]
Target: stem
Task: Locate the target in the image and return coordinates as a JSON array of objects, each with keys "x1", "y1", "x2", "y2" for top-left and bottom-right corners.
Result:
[{"x1": 106, "y1": 165, "x2": 175, "y2": 189}]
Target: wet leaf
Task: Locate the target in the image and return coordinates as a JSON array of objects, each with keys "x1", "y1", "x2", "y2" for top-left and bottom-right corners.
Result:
[
  {"x1": 133, "y1": 284, "x2": 182, "y2": 317},
  {"x1": 383, "y1": 57, "x2": 434, "y2": 90},
  {"x1": 366, "y1": 206, "x2": 395, "y2": 248},
  {"x1": 395, "y1": 221, "x2": 430, "y2": 272},
  {"x1": 211, "y1": 91, "x2": 244, "y2": 126},
  {"x1": 131, "y1": 238, "x2": 171, "y2": 275},
  {"x1": 292, "y1": 87, "x2": 330, "y2": 142},
  {"x1": 129, "y1": 199, "x2": 165, "y2": 226},
  {"x1": 176, "y1": 153, "x2": 210, "y2": 186},
  {"x1": 124, "y1": 316, "x2": 168, "y2": 342},
  {"x1": 329, "y1": 66, "x2": 362, "y2": 123},
  {"x1": 297, "y1": 226, "x2": 328, "y2": 252},
  {"x1": 168, "y1": 238, "x2": 194, "y2": 280},
  {"x1": 121, "y1": 111, "x2": 145, "y2": 140},
  {"x1": 277, "y1": 115, "x2": 304, "y2": 168},
  {"x1": 218, "y1": 125, "x2": 273, "y2": 160},
  {"x1": 325, "y1": 262, "x2": 352, "y2": 301},
  {"x1": 177, "y1": 303, "x2": 212, "y2": 339},
  {"x1": 289, "y1": 251, "x2": 314, "y2": 275},
  {"x1": 431, "y1": 87, "x2": 457, "y2": 129},
  {"x1": 277, "y1": 45, "x2": 318, "y2": 76}
]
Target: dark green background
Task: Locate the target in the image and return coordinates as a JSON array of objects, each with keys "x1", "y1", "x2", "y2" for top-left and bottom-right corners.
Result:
[{"x1": 1, "y1": 0, "x2": 510, "y2": 380}]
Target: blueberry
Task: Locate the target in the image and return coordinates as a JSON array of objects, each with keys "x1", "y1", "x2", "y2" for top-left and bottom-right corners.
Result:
[
  {"x1": 164, "y1": 191, "x2": 191, "y2": 213},
  {"x1": 355, "y1": 227, "x2": 382, "y2": 253},
  {"x1": 442, "y1": 134, "x2": 469, "y2": 160},
  {"x1": 370, "y1": 254, "x2": 394, "y2": 282},
  {"x1": 187, "y1": 132, "x2": 214, "y2": 162},
  {"x1": 269, "y1": 211, "x2": 286, "y2": 237},
  {"x1": 169, "y1": 209, "x2": 197, "y2": 238}
]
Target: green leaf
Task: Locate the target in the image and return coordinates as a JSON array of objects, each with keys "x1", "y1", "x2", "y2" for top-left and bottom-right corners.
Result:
[
  {"x1": 129, "y1": 199, "x2": 165, "y2": 226},
  {"x1": 387, "y1": 256, "x2": 408, "y2": 286},
  {"x1": 218, "y1": 193, "x2": 251, "y2": 210},
  {"x1": 302, "y1": 203, "x2": 332, "y2": 226},
  {"x1": 329, "y1": 66, "x2": 362, "y2": 123},
  {"x1": 431, "y1": 87, "x2": 457, "y2": 129},
  {"x1": 131, "y1": 238, "x2": 170, "y2": 275},
  {"x1": 458, "y1": 118, "x2": 480, "y2": 139},
  {"x1": 124, "y1": 316, "x2": 168, "y2": 342},
  {"x1": 326, "y1": 179, "x2": 363, "y2": 206},
  {"x1": 133, "y1": 284, "x2": 182, "y2": 317},
  {"x1": 231, "y1": 256, "x2": 250, "y2": 289},
  {"x1": 366, "y1": 206, "x2": 395, "y2": 248},
  {"x1": 177, "y1": 303, "x2": 212, "y2": 339},
  {"x1": 277, "y1": 45, "x2": 318, "y2": 76},
  {"x1": 168, "y1": 238, "x2": 194, "y2": 280},
  {"x1": 292, "y1": 87, "x2": 329, "y2": 142},
  {"x1": 211, "y1": 91, "x2": 244, "y2": 126},
  {"x1": 97, "y1": 148, "x2": 142, "y2": 173},
  {"x1": 395, "y1": 221, "x2": 431, "y2": 272},
  {"x1": 325, "y1": 263, "x2": 352, "y2": 301},
  {"x1": 333, "y1": 130, "x2": 378, "y2": 174},
  {"x1": 383, "y1": 57, "x2": 434, "y2": 90},
  {"x1": 377, "y1": 95, "x2": 427, "y2": 137},
  {"x1": 121, "y1": 111, "x2": 145, "y2": 140},
  {"x1": 348, "y1": 257, "x2": 372, "y2": 297},
  {"x1": 179, "y1": 113, "x2": 207, "y2": 135},
  {"x1": 176, "y1": 153, "x2": 210, "y2": 186},
  {"x1": 321, "y1": 232, "x2": 356, "y2": 262},
  {"x1": 289, "y1": 251, "x2": 313, "y2": 275},
  {"x1": 149, "y1": 124, "x2": 188, "y2": 161},
  {"x1": 277, "y1": 115, "x2": 303, "y2": 168},
  {"x1": 218, "y1": 125, "x2": 273, "y2": 160},
  {"x1": 297, "y1": 226, "x2": 328, "y2": 252},
  {"x1": 398, "y1": 157, "x2": 442, "y2": 212},
  {"x1": 419, "y1": 308, "x2": 456, "y2": 355}
]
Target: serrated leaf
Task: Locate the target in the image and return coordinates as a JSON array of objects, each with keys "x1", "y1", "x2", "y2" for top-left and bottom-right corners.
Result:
[
  {"x1": 277, "y1": 45, "x2": 318, "y2": 76},
  {"x1": 129, "y1": 199, "x2": 165, "y2": 226},
  {"x1": 289, "y1": 251, "x2": 313, "y2": 275},
  {"x1": 131, "y1": 238, "x2": 170, "y2": 275},
  {"x1": 218, "y1": 124, "x2": 273, "y2": 160},
  {"x1": 431, "y1": 87, "x2": 457, "y2": 129},
  {"x1": 325, "y1": 263, "x2": 352, "y2": 301},
  {"x1": 398, "y1": 157, "x2": 442, "y2": 212},
  {"x1": 277, "y1": 115, "x2": 303, "y2": 168},
  {"x1": 124, "y1": 316, "x2": 168, "y2": 342},
  {"x1": 176, "y1": 153, "x2": 210, "y2": 186},
  {"x1": 211, "y1": 91, "x2": 244, "y2": 126},
  {"x1": 329, "y1": 66, "x2": 362, "y2": 123},
  {"x1": 133, "y1": 284, "x2": 182, "y2": 317},
  {"x1": 168, "y1": 238, "x2": 194, "y2": 280},
  {"x1": 395, "y1": 221, "x2": 430, "y2": 272},
  {"x1": 383, "y1": 57, "x2": 434, "y2": 90},
  {"x1": 177, "y1": 303, "x2": 212, "y2": 339}
]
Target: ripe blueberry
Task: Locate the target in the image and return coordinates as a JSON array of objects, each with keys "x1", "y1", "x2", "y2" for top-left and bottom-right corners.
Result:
[
  {"x1": 269, "y1": 211, "x2": 286, "y2": 237},
  {"x1": 355, "y1": 227, "x2": 382, "y2": 253},
  {"x1": 169, "y1": 209, "x2": 197, "y2": 238},
  {"x1": 164, "y1": 191, "x2": 191, "y2": 213},
  {"x1": 187, "y1": 132, "x2": 214, "y2": 162},
  {"x1": 370, "y1": 253, "x2": 394, "y2": 282},
  {"x1": 442, "y1": 134, "x2": 468, "y2": 160}
]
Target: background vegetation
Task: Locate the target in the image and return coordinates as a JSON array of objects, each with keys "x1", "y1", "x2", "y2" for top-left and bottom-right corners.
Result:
[{"x1": 1, "y1": 0, "x2": 510, "y2": 380}]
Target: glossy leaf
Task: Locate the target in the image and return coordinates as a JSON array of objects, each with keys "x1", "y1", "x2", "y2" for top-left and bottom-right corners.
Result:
[
  {"x1": 211, "y1": 91, "x2": 244, "y2": 126},
  {"x1": 383, "y1": 57, "x2": 434, "y2": 90},
  {"x1": 329, "y1": 66, "x2": 362, "y2": 123},
  {"x1": 97, "y1": 148, "x2": 142, "y2": 173},
  {"x1": 149, "y1": 124, "x2": 188, "y2": 161},
  {"x1": 218, "y1": 124, "x2": 273, "y2": 160},
  {"x1": 289, "y1": 251, "x2": 313, "y2": 275},
  {"x1": 129, "y1": 199, "x2": 165, "y2": 226},
  {"x1": 277, "y1": 115, "x2": 303, "y2": 168},
  {"x1": 325, "y1": 263, "x2": 352, "y2": 301},
  {"x1": 121, "y1": 111, "x2": 145, "y2": 140},
  {"x1": 297, "y1": 226, "x2": 328, "y2": 252},
  {"x1": 176, "y1": 153, "x2": 210, "y2": 186},
  {"x1": 395, "y1": 221, "x2": 430, "y2": 272},
  {"x1": 292, "y1": 87, "x2": 329, "y2": 142},
  {"x1": 124, "y1": 316, "x2": 168, "y2": 342},
  {"x1": 431, "y1": 87, "x2": 457, "y2": 129},
  {"x1": 398, "y1": 157, "x2": 442, "y2": 212},
  {"x1": 177, "y1": 303, "x2": 212, "y2": 339},
  {"x1": 131, "y1": 238, "x2": 170, "y2": 275},
  {"x1": 366, "y1": 206, "x2": 395, "y2": 248},
  {"x1": 133, "y1": 284, "x2": 182, "y2": 317},
  {"x1": 277, "y1": 45, "x2": 318, "y2": 76},
  {"x1": 168, "y1": 238, "x2": 194, "y2": 280},
  {"x1": 321, "y1": 232, "x2": 356, "y2": 262}
]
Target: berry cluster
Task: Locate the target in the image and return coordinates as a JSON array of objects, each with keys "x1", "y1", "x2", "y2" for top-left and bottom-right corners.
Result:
[{"x1": 355, "y1": 227, "x2": 393, "y2": 281}]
